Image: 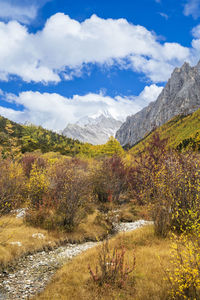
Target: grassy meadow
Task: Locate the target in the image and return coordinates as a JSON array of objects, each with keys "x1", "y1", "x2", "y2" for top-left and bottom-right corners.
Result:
[{"x1": 36, "y1": 226, "x2": 171, "y2": 300}]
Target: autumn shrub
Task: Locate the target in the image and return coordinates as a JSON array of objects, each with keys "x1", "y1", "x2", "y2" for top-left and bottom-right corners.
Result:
[
  {"x1": 21, "y1": 152, "x2": 46, "y2": 178},
  {"x1": 49, "y1": 158, "x2": 92, "y2": 231},
  {"x1": 25, "y1": 203, "x2": 51, "y2": 228},
  {"x1": 165, "y1": 213, "x2": 200, "y2": 299},
  {"x1": 128, "y1": 133, "x2": 172, "y2": 235},
  {"x1": 25, "y1": 194, "x2": 62, "y2": 230},
  {"x1": 26, "y1": 158, "x2": 92, "y2": 231},
  {"x1": 27, "y1": 162, "x2": 49, "y2": 209},
  {"x1": 92, "y1": 155, "x2": 128, "y2": 204},
  {"x1": 128, "y1": 133, "x2": 200, "y2": 236},
  {"x1": 0, "y1": 157, "x2": 25, "y2": 214},
  {"x1": 152, "y1": 152, "x2": 200, "y2": 236},
  {"x1": 88, "y1": 240, "x2": 135, "y2": 288},
  {"x1": 128, "y1": 132, "x2": 168, "y2": 206},
  {"x1": 94, "y1": 210, "x2": 119, "y2": 234}
]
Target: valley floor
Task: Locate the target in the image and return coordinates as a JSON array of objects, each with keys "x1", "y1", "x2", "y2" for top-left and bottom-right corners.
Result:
[
  {"x1": 0, "y1": 220, "x2": 153, "y2": 300},
  {"x1": 36, "y1": 225, "x2": 171, "y2": 300}
]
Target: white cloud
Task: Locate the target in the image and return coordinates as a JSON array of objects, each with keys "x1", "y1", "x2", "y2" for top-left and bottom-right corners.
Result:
[
  {"x1": 0, "y1": 2, "x2": 37, "y2": 24},
  {"x1": 130, "y1": 56, "x2": 177, "y2": 82},
  {"x1": 0, "y1": 20, "x2": 60, "y2": 82},
  {"x1": 184, "y1": 0, "x2": 200, "y2": 19},
  {"x1": 134, "y1": 84, "x2": 163, "y2": 104},
  {"x1": 192, "y1": 24, "x2": 200, "y2": 38},
  {"x1": 0, "y1": 85, "x2": 163, "y2": 131},
  {"x1": 0, "y1": 13, "x2": 196, "y2": 83},
  {"x1": 189, "y1": 24, "x2": 200, "y2": 64},
  {"x1": 0, "y1": 106, "x2": 24, "y2": 121},
  {"x1": 0, "y1": 0, "x2": 51, "y2": 24}
]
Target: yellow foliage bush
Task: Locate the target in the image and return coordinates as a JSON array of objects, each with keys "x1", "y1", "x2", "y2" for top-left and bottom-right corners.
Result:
[
  {"x1": 0, "y1": 157, "x2": 25, "y2": 214},
  {"x1": 166, "y1": 214, "x2": 200, "y2": 299},
  {"x1": 152, "y1": 152, "x2": 200, "y2": 236},
  {"x1": 27, "y1": 163, "x2": 49, "y2": 209}
]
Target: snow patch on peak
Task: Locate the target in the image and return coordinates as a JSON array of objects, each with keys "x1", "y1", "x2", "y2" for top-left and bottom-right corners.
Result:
[
  {"x1": 76, "y1": 110, "x2": 115, "y2": 126},
  {"x1": 62, "y1": 112, "x2": 122, "y2": 145}
]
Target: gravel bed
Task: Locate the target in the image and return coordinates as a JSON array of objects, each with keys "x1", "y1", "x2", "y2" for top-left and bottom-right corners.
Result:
[
  {"x1": 0, "y1": 220, "x2": 152, "y2": 299},
  {"x1": 115, "y1": 220, "x2": 153, "y2": 232}
]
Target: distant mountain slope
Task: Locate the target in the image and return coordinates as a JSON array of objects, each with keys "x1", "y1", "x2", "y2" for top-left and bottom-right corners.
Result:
[
  {"x1": 0, "y1": 115, "x2": 124, "y2": 158},
  {"x1": 116, "y1": 61, "x2": 200, "y2": 147},
  {"x1": 62, "y1": 112, "x2": 122, "y2": 145},
  {"x1": 0, "y1": 115, "x2": 83, "y2": 156},
  {"x1": 129, "y1": 108, "x2": 200, "y2": 155}
]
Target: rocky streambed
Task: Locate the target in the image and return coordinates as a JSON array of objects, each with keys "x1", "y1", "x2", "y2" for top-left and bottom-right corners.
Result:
[{"x1": 0, "y1": 220, "x2": 152, "y2": 300}]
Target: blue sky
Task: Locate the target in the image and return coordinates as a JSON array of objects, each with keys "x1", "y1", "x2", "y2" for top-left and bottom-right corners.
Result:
[{"x1": 0, "y1": 0, "x2": 200, "y2": 130}]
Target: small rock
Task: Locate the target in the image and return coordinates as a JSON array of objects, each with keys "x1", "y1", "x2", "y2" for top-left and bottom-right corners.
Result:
[
  {"x1": 32, "y1": 233, "x2": 45, "y2": 239},
  {"x1": 13, "y1": 208, "x2": 27, "y2": 219},
  {"x1": 9, "y1": 241, "x2": 22, "y2": 247}
]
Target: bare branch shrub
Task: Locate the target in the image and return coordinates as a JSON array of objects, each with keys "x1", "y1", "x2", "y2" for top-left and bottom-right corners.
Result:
[
  {"x1": 88, "y1": 240, "x2": 135, "y2": 288},
  {"x1": 21, "y1": 153, "x2": 46, "y2": 178},
  {"x1": 92, "y1": 155, "x2": 128, "y2": 204},
  {"x1": 128, "y1": 133, "x2": 200, "y2": 236}
]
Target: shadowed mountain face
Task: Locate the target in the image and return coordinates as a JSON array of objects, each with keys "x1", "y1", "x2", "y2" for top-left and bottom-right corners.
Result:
[
  {"x1": 116, "y1": 61, "x2": 200, "y2": 147},
  {"x1": 62, "y1": 112, "x2": 122, "y2": 145}
]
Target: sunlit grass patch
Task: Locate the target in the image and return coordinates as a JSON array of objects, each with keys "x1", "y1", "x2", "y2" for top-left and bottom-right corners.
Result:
[
  {"x1": 0, "y1": 210, "x2": 112, "y2": 269},
  {"x1": 36, "y1": 225, "x2": 171, "y2": 300},
  {"x1": 0, "y1": 216, "x2": 60, "y2": 268}
]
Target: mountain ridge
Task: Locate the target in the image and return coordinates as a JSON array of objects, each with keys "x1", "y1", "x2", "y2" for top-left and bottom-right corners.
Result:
[
  {"x1": 116, "y1": 61, "x2": 200, "y2": 147},
  {"x1": 129, "y1": 107, "x2": 200, "y2": 155}
]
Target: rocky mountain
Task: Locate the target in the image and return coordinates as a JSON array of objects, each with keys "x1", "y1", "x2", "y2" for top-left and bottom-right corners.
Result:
[
  {"x1": 116, "y1": 61, "x2": 200, "y2": 147},
  {"x1": 62, "y1": 111, "x2": 122, "y2": 145}
]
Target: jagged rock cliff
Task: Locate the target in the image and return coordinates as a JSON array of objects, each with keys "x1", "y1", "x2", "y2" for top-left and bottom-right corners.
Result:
[
  {"x1": 116, "y1": 61, "x2": 200, "y2": 146},
  {"x1": 62, "y1": 111, "x2": 122, "y2": 145}
]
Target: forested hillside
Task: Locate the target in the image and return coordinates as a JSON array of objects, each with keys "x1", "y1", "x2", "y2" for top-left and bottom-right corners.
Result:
[
  {"x1": 129, "y1": 107, "x2": 200, "y2": 155},
  {"x1": 0, "y1": 115, "x2": 123, "y2": 158}
]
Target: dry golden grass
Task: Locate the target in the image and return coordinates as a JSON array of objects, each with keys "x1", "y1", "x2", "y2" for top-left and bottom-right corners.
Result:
[
  {"x1": 0, "y1": 211, "x2": 110, "y2": 268},
  {"x1": 36, "y1": 225, "x2": 171, "y2": 300},
  {"x1": 118, "y1": 203, "x2": 151, "y2": 222},
  {"x1": 0, "y1": 216, "x2": 60, "y2": 268},
  {"x1": 60, "y1": 211, "x2": 111, "y2": 243}
]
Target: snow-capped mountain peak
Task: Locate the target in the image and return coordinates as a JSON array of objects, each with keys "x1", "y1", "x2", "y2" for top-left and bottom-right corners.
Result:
[
  {"x1": 76, "y1": 110, "x2": 114, "y2": 126},
  {"x1": 62, "y1": 111, "x2": 122, "y2": 145}
]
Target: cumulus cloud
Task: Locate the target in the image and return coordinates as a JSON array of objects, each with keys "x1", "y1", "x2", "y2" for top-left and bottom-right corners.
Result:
[
  {"x1": 189, "y1": 24, "x2": 200, "y2": 64},
  {"x1": 184, "y1": 0, "x2": 200, "y2": 19},
  {"x1": 0, "y1": 13, "x2": 197, "y2": 83},
  {"x1": 133, "y1": 84, "x2": 163, "y2": 104},
  {"x1": 0, "y1": 85, "x2": 163, "y2": 131},
  {"x1": 0, "y1": 0, "x2": 51, "y2": 24},
  {"x1": 192, "y1": 24, "x2": 200, "y2": 38},
  {"x1": 0, "y1": 106, "x2": 24, "y2": 121}
]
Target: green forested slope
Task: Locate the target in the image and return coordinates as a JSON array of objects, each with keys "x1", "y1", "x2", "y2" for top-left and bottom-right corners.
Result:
[
  {"x1": 0, "y1": 115, "x2": 83, "y2": 156},
  {"x1": 0, "y1": 115, "x2": 124, "y2": 157},
  {"x1": 129, "y1": 108, "x2": 200, "y2": 154}
]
